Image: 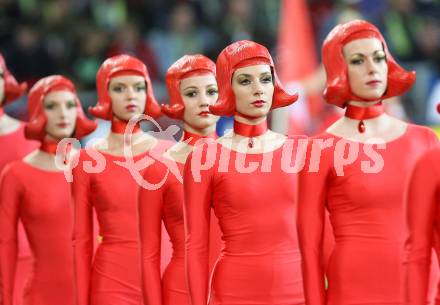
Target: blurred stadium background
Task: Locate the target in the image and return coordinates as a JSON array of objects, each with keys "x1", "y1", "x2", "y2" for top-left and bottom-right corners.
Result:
[{"x1": 1, "y1": 0, "x2": 440, "y2": 137}]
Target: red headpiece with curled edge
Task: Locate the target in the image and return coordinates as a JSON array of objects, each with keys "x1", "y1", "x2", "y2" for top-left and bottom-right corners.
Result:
[
  {"x1": 322, "y1": 19, "x2": 416, "y2": 108},
  {"x1": 90, "y1": 54, "x2": 161, "y2": 120},
  {"x1": 162, "y1": 54, "x2": 216, "y2": 120},
  {"x1": 0, "y1": 53, "x2": 27, "y2": 105},
  {"x1": 25, "y1": 75, "x2": 97, "y2": 141},
  {"x1": 209, "y1": 40, "x2": 298, "y2": 116}
]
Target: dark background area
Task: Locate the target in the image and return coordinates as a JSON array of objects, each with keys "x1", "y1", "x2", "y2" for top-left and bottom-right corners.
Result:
[{"x1": 1, "y1": 0, "x2": 440, "y2": 131}]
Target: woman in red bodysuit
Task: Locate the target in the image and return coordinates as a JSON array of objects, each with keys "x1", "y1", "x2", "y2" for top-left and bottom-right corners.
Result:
[
  {"x1": 404, "y1": 105, "x2": 440, "y2": 305},
  {"x1": 138, "y1": 54, "x2": 220, "y2": 305},
  {"x1": 0, "y1": 53, "x2": 39, "y2": 170},
  {"x1": 0, "y1": 75, "x2": 96, "y2": 305},
  {"x1": 297, "y1": 20, "x2": 439, "y2": 305},
  {"x1": 72, "y1": 54, "x2": 170, "y2": 305},
  {"x1": 184, "y1": 40, "x2": 306, "y2": 305},
  {"x1": 0, "y1": 53, "x2": 39, "y2": 305}
]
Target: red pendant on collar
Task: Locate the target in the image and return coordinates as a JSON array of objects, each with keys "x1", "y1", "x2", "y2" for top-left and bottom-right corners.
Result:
[
  {"x1": 233, "y1": 119, "x2": 268, "y2": 148},
  {"x1": 111, "y1": 118, "x2": 141, "y2": 134},
  {"x1": 40, "y1": 140, "x2": 72, "y2": 165},
  {"x1": 181, "y1": 130, "x2": 217, "y2": 146},
  {"x1": 0, "y1": 107, "x2": 4, "y2": 118},
  {"x1": 345, "y1": 102, "x2": 384, "y2": 133}
]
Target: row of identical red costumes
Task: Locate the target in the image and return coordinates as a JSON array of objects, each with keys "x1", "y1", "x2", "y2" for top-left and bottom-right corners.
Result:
[
  {"x1": 405, "y1": 148, "x2": 440, "y2": 305},
  {"x1": 0, "y1": 53, "x2": 39, "y2": 305}
]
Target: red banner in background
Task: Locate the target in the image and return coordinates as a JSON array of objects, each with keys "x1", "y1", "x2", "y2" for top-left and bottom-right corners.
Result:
[
  {"x1": 276, "y1": 0, "x2": 324, "y2": 135},
  {"x1": 277, "y1": 0, "x2": 317, "y2": 82}
]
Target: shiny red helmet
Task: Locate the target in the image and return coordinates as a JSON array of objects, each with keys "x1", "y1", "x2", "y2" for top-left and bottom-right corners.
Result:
[
  {"x1": 0, "y1": 53, "x2": 27, "y2": 105},
  {"x1": 322, "y1": 19, "x2": 416, "y2": 108},
  {"x1": 90, "y1": 54, "x2": 161, "y2": 120},
  {"x1": 25, "y1": 75, "x2": 97, "y2": 141},
  {"x1": 209, "y1": 40, "x2": 298, "y2": 116},
  {"x1": 162, "y1": 54, "x2": 216, "y2": 120}
]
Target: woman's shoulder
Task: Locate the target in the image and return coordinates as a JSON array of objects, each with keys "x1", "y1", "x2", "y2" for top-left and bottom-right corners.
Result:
[
  {"x1": 405, "y1": 123, "x2": 439, "y2": 147},
  {"x1": 406, "y1": 123, "x2": 435, "y2": 134},
  {"x1": 0, "y1": 160, "x2": 33, "y2": 188},
  {"x1": 184, "y1": 139, "x2": 221, "y2": 174},
  {"x1": 143, "y1": 155, "x2": 180, "y2": 178},
  {"x1": 416, "y1": 147, "x2": 440, "y2": 167},
  {"x1": 1, "y1": 160, "x2": 27, "y2": 176}
]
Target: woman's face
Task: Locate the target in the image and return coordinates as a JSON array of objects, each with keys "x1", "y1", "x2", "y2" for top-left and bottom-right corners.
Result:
[
  {"x1": 343, "y1": 38, "x2": 388, "y2": 100},
  {"x1": 0, "y1": 67, "x2": 5, "y2": 105},
  {"x1": 180, "y1": 73, "x2": 219, "y2": 130},
  {"x1": 108, "y1": 74, "x2": 146, "y2": 121},
  {"x1": 231, "y1": 64, "x2": 274, "y2": 118},
  {"x1": 43, "y1": 90, "x2": 77, "y2": 140}
]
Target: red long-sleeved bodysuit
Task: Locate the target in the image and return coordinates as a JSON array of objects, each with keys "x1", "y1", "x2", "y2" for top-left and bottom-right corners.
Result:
[
  {"x1": 405, "y1": 148, "x2": 440, "y2": 305},
  {"x1": 297, "y1": 124, "x2": 439, "y2": 305},
  {"x1": 0, "y1": 124, "x2": 39, "y2": 305},
  {"x1": 0, "y1": 161, "x2": 74, "y2": 305},
  {"x1": 184, "y1": 138, "x2": 306, "y2": 305},
  {"x1": 72, "y1": 141, "x2": 171, "y2": 305},
  {"x1": 138, "y1": 156, "x2": 223, "y2": 305},
  {"x1": 138, "y1": 161, "x2": 187, "y2": 305}
]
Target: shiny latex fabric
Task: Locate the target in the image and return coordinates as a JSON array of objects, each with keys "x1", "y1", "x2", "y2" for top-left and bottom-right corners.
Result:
[
  {"x1": 297, "y1": 124, "x2": 439, "y2": 305},
  {"x1": 89, "y1": 54, "x2": 161, "y2": 120},
  {"x1": 0, "y1": 125, "x2": 39, "y2": 305},
  {"x1": 72, "y1": 140, "x2": 172, "y2": 305},
  {"x1": 138, "y1": 161, "x2": 186, "y2": 305},
  {"x1": 405, "y1": 148, "x2": 440, "y2": 305},
  {"x1": 0, "y1": 161, "x2": 75, "y2": 305},
  {"x1": 184, "y1": 138, "x2": 306, "y2": 305},
  {"x1": 138, "y1": 156, "x2": 222, "y2": 305},
  {"x1": 322, "y1": 20, "x2": 415, "y2": 108},
  {"x1": 162, "y1": 54, "x2": 216, "y2": 120},
  {"x1": 209, "y1": 40, "x2": 298, "y2": 116},
  {"x1": 24, "y1": 75, "x2": 97, "y2": 142},
  {"x1": 139, "y1": 160, "x2": 194, "y2": 305}
]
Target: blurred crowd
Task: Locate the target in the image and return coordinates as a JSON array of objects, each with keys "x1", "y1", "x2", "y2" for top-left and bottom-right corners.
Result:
[{"x1": 1, "y1": 0, "x2": 440, "y2": 127}]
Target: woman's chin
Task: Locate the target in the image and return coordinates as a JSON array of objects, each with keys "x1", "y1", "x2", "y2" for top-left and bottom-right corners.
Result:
[
  {"x1": 187, "y1": 123, "x2": 215, "y2": 133},
  {"x1": 115, "y1": 112, "x2": 142, "y2": 122},
  {"x1": 186, "y1": 116, "x2": 218, "y2": 129},
  {"x1": 46, "y1": 131, "x2": 73, "y2": 141},
  {"x1": 353, "y1": 89, "x2": 386, "y2": 102},
  {"x1": 238, "y1": 108, "x2": 269, "y2": 119}
]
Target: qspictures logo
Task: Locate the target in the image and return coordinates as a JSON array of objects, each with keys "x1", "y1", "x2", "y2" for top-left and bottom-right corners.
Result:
[{"x1": 54, "y1": 115, "x2": 387, "y2": 190}]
